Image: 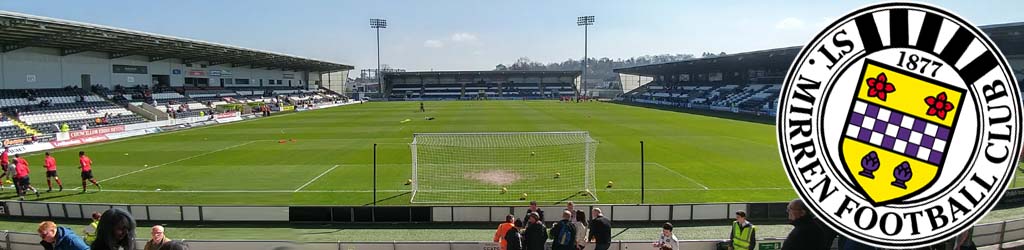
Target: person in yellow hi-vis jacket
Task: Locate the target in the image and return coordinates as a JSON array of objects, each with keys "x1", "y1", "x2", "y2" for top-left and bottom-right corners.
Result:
[
  {"x1": 729, "y1": 210, "x2": 756, "y2": 250},
  {"x1": 83, "y1": 212, "x2": 101, "y2": 244}
]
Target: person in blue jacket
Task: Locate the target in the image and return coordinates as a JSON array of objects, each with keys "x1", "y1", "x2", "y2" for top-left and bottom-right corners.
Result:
[{"x1": 38, "y1": 221, "x2": 90, "y2": 250}]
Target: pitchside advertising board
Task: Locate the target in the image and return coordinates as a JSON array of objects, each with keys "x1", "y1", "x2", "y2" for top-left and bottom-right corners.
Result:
[{"x1": 777, "y1": 3, "x2": 1020, "y2": 249}]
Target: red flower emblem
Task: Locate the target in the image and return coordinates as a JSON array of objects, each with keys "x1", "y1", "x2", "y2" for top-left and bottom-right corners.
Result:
[
  {"x1": 865, "y1": 72, "x2": 896, "y2": 101},
  {"x1": 924, "y1": 92, "x2": 955, "y2": 120}
]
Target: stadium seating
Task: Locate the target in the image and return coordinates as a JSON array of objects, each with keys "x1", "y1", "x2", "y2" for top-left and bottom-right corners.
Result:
[
  {"x1": 388, "y1": 82, "x2": 576, "y2": 100},
  {"x1": 0, "y1": 88, "x2": 151, "y2": 135},
  {"x1": 0, "y1": 120, "x2": 28, "y2": 138},
  {"x1": 621, "y1": 82, "x2": 781, "y2": 116}
]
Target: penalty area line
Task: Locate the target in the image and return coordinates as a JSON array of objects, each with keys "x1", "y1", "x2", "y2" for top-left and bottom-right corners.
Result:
[{"x1": 294, "y1": 164, "x2": 339, "y2": 192}]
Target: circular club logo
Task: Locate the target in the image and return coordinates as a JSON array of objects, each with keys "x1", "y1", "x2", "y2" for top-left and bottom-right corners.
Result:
[{"x1": 777, "y1": 2, "x2": 1021, "y2": 248}]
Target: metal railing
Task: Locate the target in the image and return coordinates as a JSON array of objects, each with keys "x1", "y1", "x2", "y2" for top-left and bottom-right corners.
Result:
[{"x1": 3, "y1": 218, "x2": 1024, "y2": 250}]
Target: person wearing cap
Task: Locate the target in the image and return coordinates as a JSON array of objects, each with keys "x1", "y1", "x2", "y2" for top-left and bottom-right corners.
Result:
[
  {"x1": 523, "y1": 201, "x2": 545, "y2": 223},
  {"x1": 729, "y1": 210, "x2": 756, "y2": 250},
  {"x1": 524, "y1": 212, "x2": 547, "y2": 250}
]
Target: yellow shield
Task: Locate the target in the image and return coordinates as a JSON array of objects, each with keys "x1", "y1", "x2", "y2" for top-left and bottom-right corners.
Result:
[{"x1": 839, "y1": 60, "x2": 965, "y2": 205}]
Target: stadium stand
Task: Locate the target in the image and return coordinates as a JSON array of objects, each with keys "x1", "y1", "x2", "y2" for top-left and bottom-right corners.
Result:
[
  {"x1": 382, "y1": 71, "x2": 580, "y2": 100},
  {"x1": 614, "y1": 47, "x2": 800, "y2": 117},
  {"x1": 617, "y1": 23, "x2": 1024, "y2": 120},
  {"x1": 0, "y1": 88, "x2": 147, "y2": 134}
]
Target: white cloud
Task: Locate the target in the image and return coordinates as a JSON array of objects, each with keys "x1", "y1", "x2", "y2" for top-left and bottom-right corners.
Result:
[
  {"x1": 814, "y1": 17, "x2": 835, "y2": 28},
  {"x1": 423, "y1": 39, "x2": 444, "y2": 48},
  {"x1": 775, "y1": 17, "x2": 805, "y2": 30},
  {"x1": 451, "y1": 32, "x2": 479, "y2": 43}
]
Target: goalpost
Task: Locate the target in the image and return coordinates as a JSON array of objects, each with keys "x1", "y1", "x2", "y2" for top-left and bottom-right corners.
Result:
[{"x1": 410, "y1": 131, "x2": 598, "y2": 203}]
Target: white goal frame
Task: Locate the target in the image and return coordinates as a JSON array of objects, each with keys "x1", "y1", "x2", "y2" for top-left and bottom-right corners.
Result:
[{"x1": 410, "y1": 131, "x2": 598, "y2": 203}]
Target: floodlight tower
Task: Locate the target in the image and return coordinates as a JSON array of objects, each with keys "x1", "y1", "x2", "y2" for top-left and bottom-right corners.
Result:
[
  {"x1": 370, "y1": 18, "x2": 387, "y2": 91},
  {"x1": 577, "y1": 16, "x2": 595, "y2": 98}
]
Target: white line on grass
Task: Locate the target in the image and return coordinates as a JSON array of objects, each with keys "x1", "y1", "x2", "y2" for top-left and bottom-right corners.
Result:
[
  {"x1": 72, "y1": 140, "x2": 261, "y2": 190},
  {"x1": 85, "y1": 187, "x2": 791, "y2": 193},
  {"x1": 647, "y1": 162, "x2": 710, "y2": 190},
  {"x1": 294, "y1": 165, "x2": 339, "y2": 192},
  {"x1": 20, "y1": 111, "x2": 306, "y2": 159}
]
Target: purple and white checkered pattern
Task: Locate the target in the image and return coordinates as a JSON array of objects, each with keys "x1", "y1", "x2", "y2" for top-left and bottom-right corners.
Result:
[{"x1": 844, "y1": 101, "x2": 952, "y2": 165}]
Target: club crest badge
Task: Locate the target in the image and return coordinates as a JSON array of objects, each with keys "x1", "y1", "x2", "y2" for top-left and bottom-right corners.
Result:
[{"x1": 777, "y1": 3, "x2": 1021, "y2": 248}]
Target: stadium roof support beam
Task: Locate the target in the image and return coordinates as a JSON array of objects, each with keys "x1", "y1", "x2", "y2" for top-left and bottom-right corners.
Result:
[
  {"x1": 60, "y1": 34, "x2": 151, "y2": 56},
  {"x1": 0, "y1": 18, "x2": 27, "y2": 32},
  {"x1": 0, "y1": 11, "x2": 353, "y2": 71},
  {"x1": 2, "y1": 27, "x2": 107, "y2": 52}
]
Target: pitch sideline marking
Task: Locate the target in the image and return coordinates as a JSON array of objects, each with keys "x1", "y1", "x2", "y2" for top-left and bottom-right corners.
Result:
[
  {"x1": 73, "y1": 187, "x2": 791, "y2": 193},
  {"x1": 20, "y1": 110, "x2": 308, "y2": 159},
  {"x1": 71, "y1": 140, "x2": 261, "y2": 190},
  {"x1": 646, "y1": 162, "x2": 710, "y2": 190},
  {"x1": 600, "y1": 162, "x2": 711, "y2": 190},
  {"x1": 294, "y1": 164, "x2": 340, "y2": 192}
]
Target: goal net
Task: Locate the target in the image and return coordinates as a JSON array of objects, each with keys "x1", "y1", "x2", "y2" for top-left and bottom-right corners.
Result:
[{"x1": 410, "y1": 131, "x2": 598, "y2": 203}]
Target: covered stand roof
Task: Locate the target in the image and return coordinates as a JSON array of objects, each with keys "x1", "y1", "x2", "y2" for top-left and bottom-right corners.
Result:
[
  {"x1": 383, "y1": 70, "x2": 581, "y2": 79},
  {"x1": 0, "y1": 11, "x2": 352, "y2": 72},
  {"x1": 981, "y1": 22, "x2": 1024, "y2": 58},
  {"x1": 616, "y1": 23, "x2": 1024, "y2": 77},
  {"x1": 613, "y1": 47, "x2": 801, "y2": 77}
]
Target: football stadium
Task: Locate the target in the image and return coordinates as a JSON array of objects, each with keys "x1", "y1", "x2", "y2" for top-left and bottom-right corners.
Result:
[{"x1": 0, "y1": 2, "x2": 1023, "y2": 250}]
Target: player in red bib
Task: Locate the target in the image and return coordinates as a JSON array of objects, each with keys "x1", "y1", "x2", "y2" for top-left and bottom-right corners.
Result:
[
  {"x1": 79, "y1": 151, "x2": 101, "y2": 192},
  {"x1": 13, "y1": 154, "x2": 39, "y2": 200},
  {"x1": 43, "y1": 151, "x2": 63, "y2": 192},
  {"x1": 0, "y1": 146, "x2": 9, "y2": 190}
]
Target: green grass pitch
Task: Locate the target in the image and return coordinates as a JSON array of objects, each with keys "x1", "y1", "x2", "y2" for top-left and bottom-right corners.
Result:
[{"x1": 2, "y1": 100, "x2": 1018, "y2": 205}]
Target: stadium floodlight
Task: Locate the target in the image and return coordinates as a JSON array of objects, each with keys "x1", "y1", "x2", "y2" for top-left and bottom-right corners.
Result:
[
  {"x1": 370, "y1": 18, "x2": 387, "y2": 91},
  {"x1": 577, "y1": 16, "x2": 595, "y2": 98},
  {"x1": 410, "y1": 132, "x2": 598, "y2": 203}
]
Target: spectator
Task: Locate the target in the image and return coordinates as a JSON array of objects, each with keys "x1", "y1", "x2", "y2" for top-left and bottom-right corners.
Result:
[
  {"x1": 573, "y1": 210, "x2": 588, "y2": 250},
  {"x1": 588, "y1": 208, "x2": 611, "y2": 250},
  {"x1": 504, "y1": 219, "x2": 524, "y2": 250},
  {"x1": 837, "y1": 235, "x2": 879, "y2": 250},
  {"x1": 90, "y1": 208, "x2": 137, "y2": 250},
  {"x1": 565, "y1": 201, "x2": 576, "y2": 221},
  {"x1": 652, "y1": 222, "x2": 679, "y2": 250},
  {"x1": 157, "y1": 240, "x2": 189, "y2": 250},
  {"x1": 37, "y1": 221, "x2": 90, "y2": 250},
  {"x1": 524, "y1": 212, "x2": 547, "y2": 250},
  {"x1": 729, "y1": 210, "x2": 756, "y2": 250},
  {"x1": 954, "y1": 228, "x2": 976, "y2": 250},
  {"x1": 494, "y1": 214, "x2": 516, "y2": 250},
  {"x1": 781, "y1": 199, "x2": 825, "y2": 250},
  {"x1": 549, "y1": 210, "x2": 577, "y2": 250},
  {"x1": 144, "y1": 225, "x2": 171, "y2": 250},
  {"x1": 523, "y1": 201, "x2": 545, "y2": 224},
  {"x1": 83, "y1": 212, "x2": 101, "y2": 245}
]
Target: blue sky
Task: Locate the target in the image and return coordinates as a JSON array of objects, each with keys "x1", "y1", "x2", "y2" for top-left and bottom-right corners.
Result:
[{"x1": 2, "y1": 0, "x2": 1022, "y2": 73}]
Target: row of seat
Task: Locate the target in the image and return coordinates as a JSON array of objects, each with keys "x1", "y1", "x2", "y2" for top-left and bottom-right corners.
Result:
[
  {"x1": 20, "y1": 107, "x2": 134, "y2": 125},
  {"x1": 33, "y1": 114, "x2": 146, "y2": 134},
  {"x1": 623, "y1": 82, "x2": 782, "y2": 114},
  {"x1": 0, "y1": 88, "x2": 89, "y2": 99}
]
